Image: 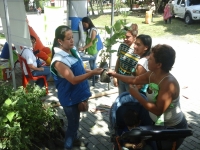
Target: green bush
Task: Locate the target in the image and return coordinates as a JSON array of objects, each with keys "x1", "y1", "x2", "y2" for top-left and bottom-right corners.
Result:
[{"x1": 0, "y1": 83, "x2": 62, "y2": 149}]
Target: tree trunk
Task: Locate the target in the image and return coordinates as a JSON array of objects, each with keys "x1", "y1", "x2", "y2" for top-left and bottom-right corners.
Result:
[
  {"x1": 99, "y1": 0, "x2": 104, "y2": 14},
  {"x1": 155, "y1": 0, "x2": 162, "y2": 14},
  {"x1": 89, "y1": 1, "x2": 95, "y2": 15},
  {"x1": 130, "y1": 0, "x2": 133, "y2": 11}
]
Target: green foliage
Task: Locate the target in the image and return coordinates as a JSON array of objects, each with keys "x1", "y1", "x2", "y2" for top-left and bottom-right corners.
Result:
[
  {"x1": 99, "y1": 20, "x2": 127, "y2": 63},
  {"x1": 34, "y1": 0, "x2": 48, "y2": 9},
  {"x1": 0, "y1": 33, "x2": 5, "y2": 39},
  {"x1": 115, "y1": 0, "x2": 128, "y2": 15},
  {"x1": 120, "y1": 11, "x2": 131, "y2": 21},
  {"x1": 0, "y1": 83, "x2": 60, "y2": 149}
]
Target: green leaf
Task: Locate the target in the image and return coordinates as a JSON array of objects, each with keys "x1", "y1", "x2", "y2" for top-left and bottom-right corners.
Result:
[
  {"x1": 105, "y1": 26, "x2": 111, "y2": 34},
  {"x1": 4, "y1": 98, "x2": 12, "y2": 106},
  {"x1": 6, "y1": 112, "x2": 15, "y2": 122},
  {"x1": 114, "y1": 20, "x2": 122, "y2": 32},
  {"x1": 2, "y1": 117, "x2": 8, "y2": 122}
]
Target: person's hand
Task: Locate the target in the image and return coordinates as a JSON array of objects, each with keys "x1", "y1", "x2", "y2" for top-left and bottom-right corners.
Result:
[
  {"x1": 124, "y1": 143, "x2": 135, "y2": 148},
  {"x1": 113, "y1": 77, "x2": 118, "y2": 87},
  {"x1": 39, "y1": 67, "x2": 44, "y2": 71},
  {"x1": 129, "y1": 84, "x2": 141, "y2": 99},
  {"x1": 106, "y1": 69, "x2": 115, "y2": 77},
  {"x1": 135, "y1": 141, "x2": 144, "y2": 149},
  {"x1": 92, "y1": 68, "x2": 103, "y2": 75},
  {"x1": 78, "y1": 47, "x2": 84, "y2": 51}
]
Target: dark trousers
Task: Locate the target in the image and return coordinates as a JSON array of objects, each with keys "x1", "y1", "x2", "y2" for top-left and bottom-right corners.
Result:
[{"x1": 165, "y1": 17, "x2": 172, "y2": 24}]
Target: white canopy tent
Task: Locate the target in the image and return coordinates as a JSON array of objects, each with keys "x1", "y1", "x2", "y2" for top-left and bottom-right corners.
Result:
[{"x1": 0, "y1": 0, "x2": 31, "y2": 89}]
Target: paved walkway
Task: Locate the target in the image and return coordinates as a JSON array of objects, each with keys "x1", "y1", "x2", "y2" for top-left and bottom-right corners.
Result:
[
  {"x1": 8, "y1": 64, "x2": 200, "y2": 150},
  {"x1": 4, "y1": 43, "x2": 200, "y2": 150}
]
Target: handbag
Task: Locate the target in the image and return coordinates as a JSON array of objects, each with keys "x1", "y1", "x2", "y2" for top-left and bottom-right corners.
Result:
[
  {"x1": 96, "y1": 34, "x2": 103, "y2": 51},
  {"x1": 78, "y1": 100, "x2": 89, "y2": 112}
]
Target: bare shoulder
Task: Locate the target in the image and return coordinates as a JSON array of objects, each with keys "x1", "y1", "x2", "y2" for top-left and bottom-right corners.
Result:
[{"x1": 160, "y1": 74, "x2": 180, "y2": 97}]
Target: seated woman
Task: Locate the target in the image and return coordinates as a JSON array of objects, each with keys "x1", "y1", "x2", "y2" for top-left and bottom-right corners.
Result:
[
  {"x1": 21, "y1": 35, "x2": 51, "y2": 88},
  {"x1": 108, "y1": 44, "x2": 188, "y2": 150}
]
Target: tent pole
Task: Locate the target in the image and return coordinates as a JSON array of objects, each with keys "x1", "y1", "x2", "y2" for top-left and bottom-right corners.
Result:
[
  {"x1": 3, "y1": 0, "x2": 17, "y2": 90},
  {"x1": 108, "y1": 0, "x2": 115, "y2": 90},
  {"x1": 67, "y1": 0, "x2": 70, "y2": 26}
]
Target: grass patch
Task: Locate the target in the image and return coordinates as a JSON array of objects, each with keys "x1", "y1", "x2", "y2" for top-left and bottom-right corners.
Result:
[
  {"x1": 90, "y1": 12, "x2": 200, "y2": 44},
  {"x1": 0, "y1": 33, "x2": 5, "y2": 39}
]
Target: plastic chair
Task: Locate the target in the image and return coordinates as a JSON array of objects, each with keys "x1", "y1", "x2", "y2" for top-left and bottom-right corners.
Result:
[{"x1": 18, "y1": 54, "x2": 48, "y2": 94}]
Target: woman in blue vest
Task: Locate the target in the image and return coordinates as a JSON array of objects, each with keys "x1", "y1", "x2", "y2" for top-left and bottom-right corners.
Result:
[{"x1": 50, "y1": 25, "x2": 103, "y2": 150}]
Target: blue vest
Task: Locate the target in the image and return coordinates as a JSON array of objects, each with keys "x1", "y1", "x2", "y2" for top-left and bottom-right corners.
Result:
[{"x1": 51, "y1": 48, "x2": 91, "y2": 106}]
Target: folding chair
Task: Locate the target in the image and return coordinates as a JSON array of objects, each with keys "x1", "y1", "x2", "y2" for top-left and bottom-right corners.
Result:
[{"x1": 18, "y1": 55, "x2": 48, "y2": 94}]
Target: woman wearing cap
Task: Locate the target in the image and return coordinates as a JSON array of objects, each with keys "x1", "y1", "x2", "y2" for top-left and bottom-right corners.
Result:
[{"x1": 113, "y1": 23, "x2": 140, "y2": 95}]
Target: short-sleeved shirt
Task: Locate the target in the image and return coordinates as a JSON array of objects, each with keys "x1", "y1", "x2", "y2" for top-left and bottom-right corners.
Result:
[
  {"x1": 117, "y1": 43, "x2": 140, "y2": 76},
  {"x1": 21, "y1": 47, "x2": 37, "y2": 75},
  {"x1": 137, "y1": 57, "x2": 149, "y2": 71}
]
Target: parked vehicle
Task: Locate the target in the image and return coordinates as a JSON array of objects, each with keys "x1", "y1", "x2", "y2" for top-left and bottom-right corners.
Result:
[{"x1": 173, "y1": 0, "x2": 200, "y2": 24}]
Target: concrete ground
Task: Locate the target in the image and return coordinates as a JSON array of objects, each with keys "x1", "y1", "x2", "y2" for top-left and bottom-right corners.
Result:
[{"x1": 0, "y1": 13, "x2": 200, "y2": 150}]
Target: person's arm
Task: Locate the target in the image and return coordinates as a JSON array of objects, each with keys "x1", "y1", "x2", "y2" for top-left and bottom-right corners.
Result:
[
  {"x1": 135, "y1": 64, "x2": 147, "y2": 90},
  {"x1": 113, "y1": 58, "x2": 120, "y2": 87},
  {"x1": 108, "y1": 70, "x2": 150, "y2": 85},
  {"x1": 129, "y1": 77, "x2": 175, "y2": 116},
  {"x1": 124, "y1": 143, "x2": 136, "y2": 149},
  {"x1": 114, "y1": 57, "x2": 120, "y2": 73},
  {"x1": 28, "y1": 64, "x2": 44, "y2": 71},
  {"x1": 79, "y1": 29, "x2": 97, "y2": 51},
  {"x1": 54, "y1": 61, "x2": 103, "y2": 85}
]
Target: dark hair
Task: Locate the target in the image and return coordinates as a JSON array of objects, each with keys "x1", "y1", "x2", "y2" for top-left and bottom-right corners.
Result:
[
  {"x1": 151, "y1": 44, "x2": 175, "y2": 72},
  {"x1": 124, "y1": 109, "x2": 140, "y2": 127},
  {"x1": 81, "y1": 17, "x2": 95, "y2": 30},
  {"x1": 51, "y1": 25, "x2": 71, "y2": 60},
  {"x1": 136, "y1": 34, "x2": 152, "y2": 58},
  {"x1": 30, "y1": 35, "x2": 36, "y2": 42}
]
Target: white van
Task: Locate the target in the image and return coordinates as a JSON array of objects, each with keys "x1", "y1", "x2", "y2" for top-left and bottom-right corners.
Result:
[{"x1": 173, "y1": 0, "x2": 200, "y2": 24}]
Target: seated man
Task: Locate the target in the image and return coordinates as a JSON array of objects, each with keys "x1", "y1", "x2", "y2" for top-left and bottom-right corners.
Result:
[{"x1": 21, "y1": 35, "x2": 51, "y2": 88}]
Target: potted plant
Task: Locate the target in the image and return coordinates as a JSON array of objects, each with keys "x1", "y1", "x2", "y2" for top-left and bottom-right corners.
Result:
[{"x1": 98, "y1": 20, "x2": 127, "y2": 69}]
